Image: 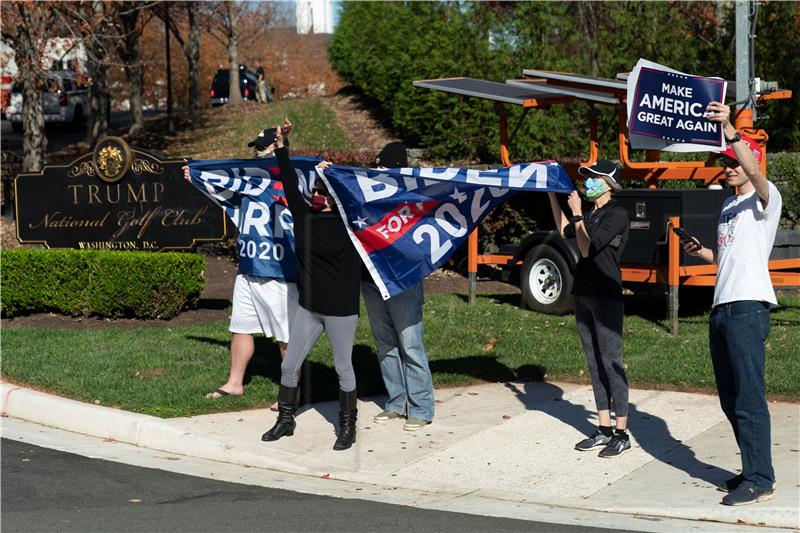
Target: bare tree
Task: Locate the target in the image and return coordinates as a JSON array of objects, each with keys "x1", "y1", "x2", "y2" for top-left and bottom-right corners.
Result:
[
  {"x1": 0, "y1": 2, "x2": 57, "y2": 172},
  {"x1": 114, "y1": 2, "x2": 158, "y2": 136},
  {"x1": 203, "y1": 1, "x2": 277, "y2": 106},
  {"x1": 159, "y1": 1, "x2": 202, "y2": 114},
  {"x1": 575, "y1": 2, "x2": 600, "y2": 77}
]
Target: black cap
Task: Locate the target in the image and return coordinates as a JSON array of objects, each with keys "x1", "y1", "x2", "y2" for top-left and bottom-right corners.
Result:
[
  {"x1": 578, "y1": 159, "x2": 622, "y2": 190},
  {"x1": 375, "y1": 142, "x2": 408, "y2": 168},
  {"x1": 247, "y1": 128, "x2": 287, "y2": 149}
]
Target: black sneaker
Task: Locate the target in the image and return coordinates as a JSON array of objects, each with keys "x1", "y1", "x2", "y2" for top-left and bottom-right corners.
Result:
[
  {"x1": 575, "y1": 430, "x2": 612, "y2": 451},
  {"x1": 721, "y1": 481, "x2": 774, "y2": 506},
  {"x1": 598, "y1": 435, "x2": 631, "y2": 458},
  {"x1": 717, "y1": 474, "x2": 743, "y2": 493}
]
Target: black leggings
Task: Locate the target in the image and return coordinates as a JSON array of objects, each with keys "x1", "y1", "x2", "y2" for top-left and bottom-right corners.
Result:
[{"x1": 574, "y1": 296, "x2": 629, "y2": 418}]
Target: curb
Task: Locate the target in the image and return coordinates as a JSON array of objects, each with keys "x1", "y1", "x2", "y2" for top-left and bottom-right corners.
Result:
[
  {"x1": 0, "y1": 383, "x2": 452, "y2": 491},
  {"x1": 2, "y1": 383, "x2": 797, "y2": 530}
]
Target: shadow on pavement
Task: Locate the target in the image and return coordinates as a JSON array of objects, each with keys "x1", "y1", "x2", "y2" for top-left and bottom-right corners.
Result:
[{"x1": 502, "y1": 375, "x2": 733, "y2": 486}]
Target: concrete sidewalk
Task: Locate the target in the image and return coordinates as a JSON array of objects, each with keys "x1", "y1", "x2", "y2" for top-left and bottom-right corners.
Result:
[{"x1": 2, "y1": 380, "x2": 798, "y2": 530}]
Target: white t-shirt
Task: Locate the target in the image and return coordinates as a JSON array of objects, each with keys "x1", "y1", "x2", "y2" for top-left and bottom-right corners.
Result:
[{"x1": 713, "y1": 181, "x2": 782, "y2": 307}]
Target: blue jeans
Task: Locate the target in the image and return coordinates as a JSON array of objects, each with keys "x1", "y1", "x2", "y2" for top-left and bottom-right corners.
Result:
[
  {"x1": 362, "y1": 281, "x2": 435, "y2": 421},
  {"x1": 709, "y1": 300, "x2": 775, "y2": 490}
]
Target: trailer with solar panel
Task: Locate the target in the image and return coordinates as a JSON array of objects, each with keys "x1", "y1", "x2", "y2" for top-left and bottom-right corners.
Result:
[{"x1": 413, "y1": 71, "x2": 797, "y2": 335}]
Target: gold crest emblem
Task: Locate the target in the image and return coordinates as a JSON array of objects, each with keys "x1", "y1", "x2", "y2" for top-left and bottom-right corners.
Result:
[
  {"x1": 98, "y1": 146, "x2": 123, "y2": 177},
  {"x1": 93, "y1": 136, "x2": 131, "y2": 183}
]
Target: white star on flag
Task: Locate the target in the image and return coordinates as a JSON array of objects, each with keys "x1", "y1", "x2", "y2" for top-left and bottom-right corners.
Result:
[
  {"x1": 352, "y1": 216, "x2": 368, "y2": 229},
  {"x1": 449, "y1": 188, "x2": 467, "y2": 203}
]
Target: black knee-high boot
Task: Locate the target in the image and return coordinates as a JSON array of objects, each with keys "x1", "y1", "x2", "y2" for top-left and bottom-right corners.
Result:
[
  {"x1": 333, "y1": 389, "x2": 357, "y2": 451},
  {"x1": 262, "y1": 385, "x2": 298, "y2": 442}
]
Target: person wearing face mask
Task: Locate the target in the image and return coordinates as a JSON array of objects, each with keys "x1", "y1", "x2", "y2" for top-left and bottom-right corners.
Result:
[
  {"x1": 182, "y1": 127, "x2": 298, "y2": 404},
  {"x1": 262, "y1": 118, "x2": 363, "y2": 451},
  {"x1": 547, "y1": 159, "x2": 630, "y2": 458}
]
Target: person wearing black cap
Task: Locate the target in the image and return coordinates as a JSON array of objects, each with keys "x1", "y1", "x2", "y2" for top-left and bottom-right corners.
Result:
[
  {"x1": 262, "y1": 118, "x2": 363, "y2": 451},
  {"x1": 182, "y1": 126, "x2": 296, "y2": 405},
  {"x1": 547, "y1": 159, "x2": 630, "y2": 458},
  {"x1": 680, "y1": 101, "x2": 781, "y2": 506},
  {"x1": 363, "y1": 142, "x2": 435, "y2": 431}
]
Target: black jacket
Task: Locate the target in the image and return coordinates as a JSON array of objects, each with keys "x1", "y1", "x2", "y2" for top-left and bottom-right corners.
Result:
[
  {"x1": 277, "y1": 147, "x2": 361, "y2": 316},
  {"x1": 565, "y1": 200, "x2": 629, "y2": 300}
]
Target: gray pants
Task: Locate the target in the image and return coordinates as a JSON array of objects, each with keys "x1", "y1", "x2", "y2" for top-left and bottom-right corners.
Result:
[
  {"x1": 280, "y1": 305, "x2": 358, "y2": 392},
  {"x1": 574, "y1": 296, "x2": 628, "y2": 417}
]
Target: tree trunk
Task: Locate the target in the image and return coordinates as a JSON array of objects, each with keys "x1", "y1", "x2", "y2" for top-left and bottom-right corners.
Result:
[
  {"x1": 186, "y1": 1, "x2": 201, "y2": 114},
  {"x1": 88, "y1": 0, "x2": 110, "y2": 145},
  {"x1": 119, "y1": 5, "x2": 144, "y2": 136},
  {"x1": 20, "y1": 67, "x2": 46, "y2": 172},
  {"x1": 577, "y1": 2, "x2": 600, "y2": 77},
  {"x1": 10, "y1": 2, "x2": 50, "y2": 172},
  {"x1": 126, "y1": 63, "x2": 144, "y2": 136},
  {"x1": 227, "y1": 10, "x2": 241, "y2": 104}
]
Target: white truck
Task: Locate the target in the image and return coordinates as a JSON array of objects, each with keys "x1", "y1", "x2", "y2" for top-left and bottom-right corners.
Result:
[{"x1": 5, "y1": 70, "x2": 89, "y2": 132}]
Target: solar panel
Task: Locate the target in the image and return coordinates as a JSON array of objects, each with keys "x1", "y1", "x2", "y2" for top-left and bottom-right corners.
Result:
[
  {"x1": 505, "y1": 79, "x2": 619, "y2": 105},
  {"x1": 413, "y1": 77, "x2": 572, "y2": 107},
  {"x1": 522, "y1": 70, "x2": 627, "y2": 91}
]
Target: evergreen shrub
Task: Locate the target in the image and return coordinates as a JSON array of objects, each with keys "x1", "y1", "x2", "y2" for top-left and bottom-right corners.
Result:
[{"x1": 1, "y1": 249, "x2": 205, "y2": 319}]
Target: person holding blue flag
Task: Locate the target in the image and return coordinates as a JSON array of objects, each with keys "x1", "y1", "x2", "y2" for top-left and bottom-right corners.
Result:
[
  {"x1": 363, "y1": 142, "x2": 435, "y2": 431},
  {"x1": 261, "y1": 119, "x2": 363, "y2": 451},
  {"x1": 548, "y1": 160, "x2": 631, "y2": 458},
  {"x1": 182, "y1": 128, "x2": 298, "y2": 403}
]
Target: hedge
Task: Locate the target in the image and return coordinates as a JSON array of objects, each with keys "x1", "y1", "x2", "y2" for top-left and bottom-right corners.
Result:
[{"x1": 1, "y1": 249, "x2": 205, "y2": 319}]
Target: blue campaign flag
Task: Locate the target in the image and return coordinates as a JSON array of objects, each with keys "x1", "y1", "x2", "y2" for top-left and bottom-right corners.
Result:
[
  {"x1": 627, "y1": 59, "x2": 726, "y2": 151},
  {"x1": 320, "y1": 162, "x2": 574, "y2": 299},
  {"x1": 187, "y1": 156, "x2": 321, "y2": 280}
]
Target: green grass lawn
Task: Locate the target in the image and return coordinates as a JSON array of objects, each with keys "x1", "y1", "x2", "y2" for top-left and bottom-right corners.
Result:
[
  {"x1": 3, "y1": 293, "x2": 798, "y2": 418},
  {"x1": 163, "y1": 98, "x2": 355, "y2": 161}
]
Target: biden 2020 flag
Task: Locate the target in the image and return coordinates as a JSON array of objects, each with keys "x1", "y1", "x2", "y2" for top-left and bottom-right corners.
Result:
[
  {"x1": 187, "y1": 156, "x2": 321, "y2": 280},
  {"x1": 320, "y1": 162, "x2": 574, "y2": 299},
  {"x1": 627, "y1": 58, "x2": 727, "y2": 152}
]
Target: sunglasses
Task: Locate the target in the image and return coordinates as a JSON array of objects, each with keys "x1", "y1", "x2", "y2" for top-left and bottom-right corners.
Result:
[{"x1": 719, "y1": 156, "x2": 740, "y2": 168}]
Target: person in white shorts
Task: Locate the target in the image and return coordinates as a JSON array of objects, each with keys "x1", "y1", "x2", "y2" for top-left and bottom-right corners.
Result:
[
  {"x1": 183, "y1": 127, "x2": 299, "y2": 401},
  {"x1": 222, "y1": 274, "x2": 298, "y2": 398}
]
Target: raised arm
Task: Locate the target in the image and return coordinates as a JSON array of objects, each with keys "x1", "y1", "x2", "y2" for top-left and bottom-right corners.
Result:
[
  {"x1": 566, "y1": 191, "x2": 590, "y2": 258},
  {"x1": 706, "y1": 101, "x2": 770, "y2": 206},
  {"x1": 548, "y1": 192, "x2": 569, "y2": 237},
  {"x1": 274, "y1": 118, "x2": 307, "y2": 215}
]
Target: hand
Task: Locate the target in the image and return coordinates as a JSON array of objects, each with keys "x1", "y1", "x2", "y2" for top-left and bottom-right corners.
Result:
[
  {"x1": 681, "y1": 239, "x2": 704, "y2": 257},
  {"x1": 317, "y1": 160, "x2": 332, "y2": 170},
  {"x1": 566, "y1": 190, "x2": 582, "y2": 216},
  {"x1": 181, "y1": 165, "x2": 190, "y2": 182},
  {"x1": 281, "y1": 116, "x2": 292, "y2": 137},
  {"x1": 275, "y1": 123, "x2": 284, "y2": 148},
  {"x1": 706, "y1": 101, "x2": 735, "y2": 137}
]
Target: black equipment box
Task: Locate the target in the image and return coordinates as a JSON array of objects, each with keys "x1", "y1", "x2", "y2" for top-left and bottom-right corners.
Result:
[{"x1": 614, "y1": 188, "x2": 732, "y2": 266}]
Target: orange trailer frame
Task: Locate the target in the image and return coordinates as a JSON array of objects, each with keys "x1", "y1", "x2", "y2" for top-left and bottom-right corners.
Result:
[{"x1": 442, "y1": 73, "x2": 798, "y2": 335}]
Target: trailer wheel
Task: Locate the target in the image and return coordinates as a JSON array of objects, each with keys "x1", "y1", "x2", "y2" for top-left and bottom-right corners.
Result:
[{"x1": 521, "y1": 244, "x2": 573, "y2": 315}]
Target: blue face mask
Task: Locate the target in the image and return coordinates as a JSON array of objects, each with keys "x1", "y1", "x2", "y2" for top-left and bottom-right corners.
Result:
[{"x1": 584, "y1": 177, "x2": 607, "y2": 201}]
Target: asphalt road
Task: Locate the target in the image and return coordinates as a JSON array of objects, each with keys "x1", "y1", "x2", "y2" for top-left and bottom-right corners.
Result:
[{"x1": 1, "y1": 439, "x2": 626, "y2": 533}]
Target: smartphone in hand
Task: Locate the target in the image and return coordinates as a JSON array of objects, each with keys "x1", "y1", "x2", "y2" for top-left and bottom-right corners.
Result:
[{"x1": 672, "y1": 227, "x2": 701, "y2": 247}]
